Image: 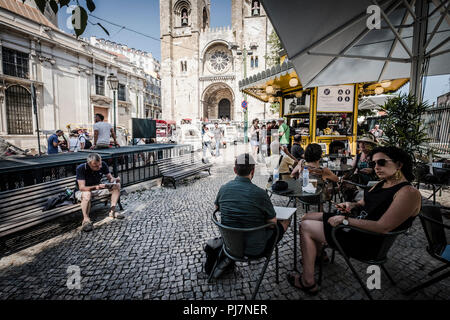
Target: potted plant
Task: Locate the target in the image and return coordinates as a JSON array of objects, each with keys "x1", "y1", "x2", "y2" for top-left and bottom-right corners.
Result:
[{"x1": 379, "y1": 93, "x2": 431, "y2": 181}]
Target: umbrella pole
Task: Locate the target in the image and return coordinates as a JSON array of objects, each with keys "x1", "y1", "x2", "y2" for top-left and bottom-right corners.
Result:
[{"x1": 409, "y1": 0, "x2": 428, "y2": 103}]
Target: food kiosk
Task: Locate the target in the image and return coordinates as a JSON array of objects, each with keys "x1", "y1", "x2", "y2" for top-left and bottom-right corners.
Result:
[{"x1": 239, "y1": 60, "x2": 408, "y2": 155}]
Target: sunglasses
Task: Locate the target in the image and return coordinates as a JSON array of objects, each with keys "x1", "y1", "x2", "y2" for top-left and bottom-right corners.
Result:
[{"x1": 369, "y1": 159, "x2": 394, "y2": 168}]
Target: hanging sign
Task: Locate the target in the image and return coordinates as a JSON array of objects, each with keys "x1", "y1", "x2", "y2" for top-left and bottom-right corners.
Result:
[{"x1": 317, "y1": 85, "x2": 354, "y2": 112}]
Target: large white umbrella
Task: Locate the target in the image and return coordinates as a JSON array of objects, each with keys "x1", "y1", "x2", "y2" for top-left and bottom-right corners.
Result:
[{"x1": 260, "y1": 0, "x2": 450, "y2": 102}]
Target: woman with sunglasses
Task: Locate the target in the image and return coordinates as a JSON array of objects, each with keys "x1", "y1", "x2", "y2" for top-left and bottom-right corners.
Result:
[{"x1": 287, "y1": 146, "x2": 421, "y2": 295}]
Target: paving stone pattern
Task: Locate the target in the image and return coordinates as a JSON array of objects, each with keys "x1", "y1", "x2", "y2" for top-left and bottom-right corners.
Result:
[{"x1": 0, "y1": 145, "x2": 448, "y2": 300}]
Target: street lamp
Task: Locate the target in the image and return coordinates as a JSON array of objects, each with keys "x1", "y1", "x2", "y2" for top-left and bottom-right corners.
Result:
[
  {"x1": 232, "y1": 43, "x2": 257, "y2": 144},
  {"x1": 107, "y1": 73, "x2": 119, "y2": 136}
]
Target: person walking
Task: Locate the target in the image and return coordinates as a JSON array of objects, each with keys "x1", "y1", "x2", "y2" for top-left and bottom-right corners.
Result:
[
  {"x1": 213, "y1": 122, "x2": 223, "y2": 157},
  {"x1": 249, "y1": 119, "x2": 260, "y2": 160},
  {"x1": 202, "y1": 124, "x2": 214, "y2": 162},
  {"x1": 47, "y1": 130, "x2": 64, "y2": 154}
]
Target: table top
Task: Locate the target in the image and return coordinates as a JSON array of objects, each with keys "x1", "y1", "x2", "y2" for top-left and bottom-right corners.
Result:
[
  {"x1": 266, "y1": 179, "x2": 322, "y2": 198},
  {"x1": 326, "y1": 163, "x2": 353, "y2": 173}
]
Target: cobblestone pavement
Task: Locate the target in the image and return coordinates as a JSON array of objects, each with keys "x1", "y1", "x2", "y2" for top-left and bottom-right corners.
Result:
[{"x1": 0, "y1": 144, "x2": 448, "y2": 300}]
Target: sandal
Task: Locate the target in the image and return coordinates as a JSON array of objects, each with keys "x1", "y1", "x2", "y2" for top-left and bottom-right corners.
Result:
[
  {"x1": 287, "y1": 273, "x2": 319, "y2": 296},
  {"x1": 81, "y1": 221, "x2": 93, "y2": 232}
]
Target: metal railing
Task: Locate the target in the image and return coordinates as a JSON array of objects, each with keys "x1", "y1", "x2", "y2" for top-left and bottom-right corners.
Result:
[{"x1": 423, "y1": 105, "x2": 450, "y2": 154}]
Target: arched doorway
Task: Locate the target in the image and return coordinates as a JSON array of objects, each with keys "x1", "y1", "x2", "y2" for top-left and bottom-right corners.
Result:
[
  {"x1": 5, "y1": 85, "x2": 33, "y2": 134},
  {"x1": 201, "y1": 82, "x2": 234, "y2": 120},
  {"x1": 218, "y1": 99, "x2": 231, "y2": 119}
]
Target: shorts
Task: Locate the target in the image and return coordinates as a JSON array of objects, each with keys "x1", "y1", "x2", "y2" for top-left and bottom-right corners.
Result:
[
  {"x1": 260, "y1": 222, "x2": 286, "y2": 256},
  {"x1": 75, "y1": 189, "x2": 110, "y2": 202},
  {"x1": 94, "y1": 144, "x2": 110, "y2": 149},
  {"x1": 250, "y1": 140, "x2": 259, "y2": 147}
]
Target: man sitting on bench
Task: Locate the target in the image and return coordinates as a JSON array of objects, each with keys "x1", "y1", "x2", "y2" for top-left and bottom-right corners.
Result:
[{"x1": 75, "y1": 153, "x2": 124, "y2": 232}]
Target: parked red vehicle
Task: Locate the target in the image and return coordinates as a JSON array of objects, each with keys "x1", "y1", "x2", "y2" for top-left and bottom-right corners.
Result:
[{"x1": 156, "y1": 120, "x2": 176, "y2": 143}]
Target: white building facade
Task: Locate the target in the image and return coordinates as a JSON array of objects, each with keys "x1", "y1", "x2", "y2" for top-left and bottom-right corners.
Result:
[{"x1": 0, "y1": 0, "x2": 160, "y2": 151}]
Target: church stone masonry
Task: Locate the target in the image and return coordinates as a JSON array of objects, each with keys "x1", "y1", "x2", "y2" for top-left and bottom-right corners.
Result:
[{"x1": 160, "y1": 0, "x2": 275, "y2": 123}]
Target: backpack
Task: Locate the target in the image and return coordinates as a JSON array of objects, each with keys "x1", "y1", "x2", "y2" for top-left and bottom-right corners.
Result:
[
  {"x1": 84, "y1": 139, "x2": 92, "y2": 149},
  {"x1": 203, "y1": 237, "x2": 223, "y2": 275}
]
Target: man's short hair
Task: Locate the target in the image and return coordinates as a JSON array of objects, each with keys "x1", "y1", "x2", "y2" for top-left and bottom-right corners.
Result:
[
  {"x1": 55, "y1": 129, "x2": 63, "y2": 134},
  {"x1": 214, "y1": 122, "x2": 218, "y2": 125},
  {"x1": 87, "y1": 153, "x2": 102, "y2": 163},
  {"x1": 294, "y1": 134, "x2": 302, "y2": 143},
  {"x1": 235, "y1": 153, "x2": 255, "y2": 176},
  {"x1": 95, "y1": 113, "x2": 104, "y2": 121}
]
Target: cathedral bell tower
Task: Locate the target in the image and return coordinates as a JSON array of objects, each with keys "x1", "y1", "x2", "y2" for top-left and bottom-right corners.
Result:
[{"x1": 160, "y1": 0, "x2": 210, "y2": 122}]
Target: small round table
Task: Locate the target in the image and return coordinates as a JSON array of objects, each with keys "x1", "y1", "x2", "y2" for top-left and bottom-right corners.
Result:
[{"x1": 266, "y1": 179, "x2": 322, "y2": 271}]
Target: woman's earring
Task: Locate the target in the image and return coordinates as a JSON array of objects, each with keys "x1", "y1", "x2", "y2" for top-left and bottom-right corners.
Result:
[{"x1": 394, "y1": 169, "x2": 402, "y2": 180}]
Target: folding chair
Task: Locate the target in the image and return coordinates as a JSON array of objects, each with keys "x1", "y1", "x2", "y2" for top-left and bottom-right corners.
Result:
[
  {"x1": 404, "y1": 205, "x2": 450, "y2": 295},
  {"x1": 208, "y1": 210, "x2": 279, "y2": 300}
]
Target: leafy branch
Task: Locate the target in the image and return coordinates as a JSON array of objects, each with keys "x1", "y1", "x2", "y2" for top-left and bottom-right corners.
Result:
[{"x1": 26, "y1": 0, "x2": 108, "y2": 37}]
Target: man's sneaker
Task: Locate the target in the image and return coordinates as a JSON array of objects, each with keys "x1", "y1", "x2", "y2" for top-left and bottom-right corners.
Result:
[{"x1": 82, "y1": 221, "x2": 93, "y2": 232}]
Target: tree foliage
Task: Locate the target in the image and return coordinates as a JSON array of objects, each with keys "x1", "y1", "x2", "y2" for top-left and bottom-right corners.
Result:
[
  {"x1": 265, "y1": 31, "x2": 282, "y2": 67},
  {"x1": 26, "y1": 0, "x2": 108, "y2": 37},
  {"x1": 379, "y1": 94, "x2": 430, "y2": 164}
]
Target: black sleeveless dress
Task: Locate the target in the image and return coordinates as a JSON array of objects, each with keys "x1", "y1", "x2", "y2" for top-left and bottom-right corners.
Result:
[{"x1": 323, "y1": 181, "x2": 416, "y2": 260}]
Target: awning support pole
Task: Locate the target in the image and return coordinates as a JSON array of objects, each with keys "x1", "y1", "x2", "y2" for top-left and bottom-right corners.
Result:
[{"x1": 410, "y1": 0, "x2": 429, "y2": 102}]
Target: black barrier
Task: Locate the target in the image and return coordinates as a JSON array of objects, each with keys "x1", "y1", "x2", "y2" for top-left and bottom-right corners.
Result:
[
  {"x1": 132, "y1": 118, "x2": 156, "y2": 139},
  {"x1": 0, "y1": 144, "x2": 192, "y2": 191}
]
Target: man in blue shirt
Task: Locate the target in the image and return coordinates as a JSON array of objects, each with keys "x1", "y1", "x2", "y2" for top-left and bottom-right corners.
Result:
[
  {"x1": 215, "y1": 153, "x2": 290, "y2": 256},
  {"x1": 47, "y1": 130, "x2": 64, "y2": 154},
  {"x1": 75, "y1": 153, "x2": 124, "y2": 232}
]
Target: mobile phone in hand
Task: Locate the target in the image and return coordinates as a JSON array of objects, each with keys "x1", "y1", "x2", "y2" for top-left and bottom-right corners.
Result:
[{"x1": 105, "y1": 183, "x2": 116, "y2": 189}]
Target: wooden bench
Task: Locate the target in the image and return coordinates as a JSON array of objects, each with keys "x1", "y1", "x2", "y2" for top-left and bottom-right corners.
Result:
[
  {"x1": 0, "y1": 176, "x2": 123, "y2": 238},
  {"x1": 156, "y1": 153, "x2": 212, "y2": 189}
]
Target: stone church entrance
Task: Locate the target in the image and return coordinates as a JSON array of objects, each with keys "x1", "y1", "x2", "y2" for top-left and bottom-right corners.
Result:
[{"x1": 202, "y1": 82, "x2": 234, "y2": 120}]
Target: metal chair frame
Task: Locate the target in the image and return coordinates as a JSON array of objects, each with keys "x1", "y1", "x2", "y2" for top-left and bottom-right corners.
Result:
[
  {"x1": 318, "y1": 224, "x2": 407, "y2": 300},
  {"x1": 405, "y1": 206, "x2": 450, "y2": 295},
  {"x1": 208, "y1": 210, "x2": 279, "y2": 300}
]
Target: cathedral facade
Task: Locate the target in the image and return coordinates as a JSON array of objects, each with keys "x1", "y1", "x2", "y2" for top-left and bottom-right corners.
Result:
[{"x1": 160, "y1": 0, "x2": 275, "y2": 123}]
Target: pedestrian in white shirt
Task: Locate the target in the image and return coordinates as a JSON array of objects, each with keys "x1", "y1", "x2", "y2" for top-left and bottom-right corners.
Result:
[
  {"x1": 91, "y1": 113, "x2": 120, "y2": 149},
  {"x1": 213, "y1": 123, "x2": 223, "y2": 157}
]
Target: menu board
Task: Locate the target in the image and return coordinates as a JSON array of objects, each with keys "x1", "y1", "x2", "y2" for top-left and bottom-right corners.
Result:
[{"x1": 317, "y1": 85, "x2": 354, "y2": 112}]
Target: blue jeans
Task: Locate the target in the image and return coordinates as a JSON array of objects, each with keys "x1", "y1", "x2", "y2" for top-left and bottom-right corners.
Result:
[
  {"x1": 215, "y1": 140, "x2": 221, "y2": 156},
  {"x1": 203, "y1": 142, "x2": 212, "y2": 158}
]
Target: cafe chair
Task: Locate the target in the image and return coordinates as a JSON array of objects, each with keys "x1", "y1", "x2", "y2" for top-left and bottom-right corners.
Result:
[
  {"x1": 426, "y1": 167, "x2": 450, "y2": 205},
  {"x1": 404, "y1": 205, "x2": 450, "y2": 295},
  {"x1": 318, "y1": 225, "x2": 408, "y2": 300},
  {"x1": 209, "y1": 210, "x2": 279, "y2": 300}
]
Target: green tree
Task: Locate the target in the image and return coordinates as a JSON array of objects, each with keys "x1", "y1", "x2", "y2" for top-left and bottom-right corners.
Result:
[
  {"x1": 27, "y1": 0, "x2": 108, "y2": 37},
  {"x1": 265, "y1": 31, "x2": 282, "y2": 67},
  {"x1": 379, "y1": 93, "x2": 430, "y2": 164}
]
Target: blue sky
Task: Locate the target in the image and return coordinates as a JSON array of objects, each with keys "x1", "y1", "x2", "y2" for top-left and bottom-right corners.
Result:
[
  {"x1": 57, "y1": 0, "x2": 449, "y2": 104},
  {"x1": 57, "y1": 0, "x2": 232, "y2": 60}
]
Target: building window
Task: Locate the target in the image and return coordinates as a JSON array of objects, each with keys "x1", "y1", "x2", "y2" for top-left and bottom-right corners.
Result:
[
  {"x1": 181, "y1": 61, "x2": 187, "y2": 72},
  {"x1": 95, "y1": 75, "x2": 105, "y2": 96},
  {"x1": 203, "y1": 7, "x2": 208, "y2": 30},
  {"x1": 2, "y1": 47, "x2": 29, "y2": 79},
  {"x1": 118, "y1": 83, "x2": 126, "y2": 101},
  {"x1": 255, "y1": 56, "x2": 259, "y2": 68},
  {"x1": 250, "y1": 56, "x2": 254, "y2": 68},
  {"x1": 252, "y1": 0, "x2": 261, "y2": 16},
  {"x1": 5, "y1": 85, "x2": 33, "y2": 134}
]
